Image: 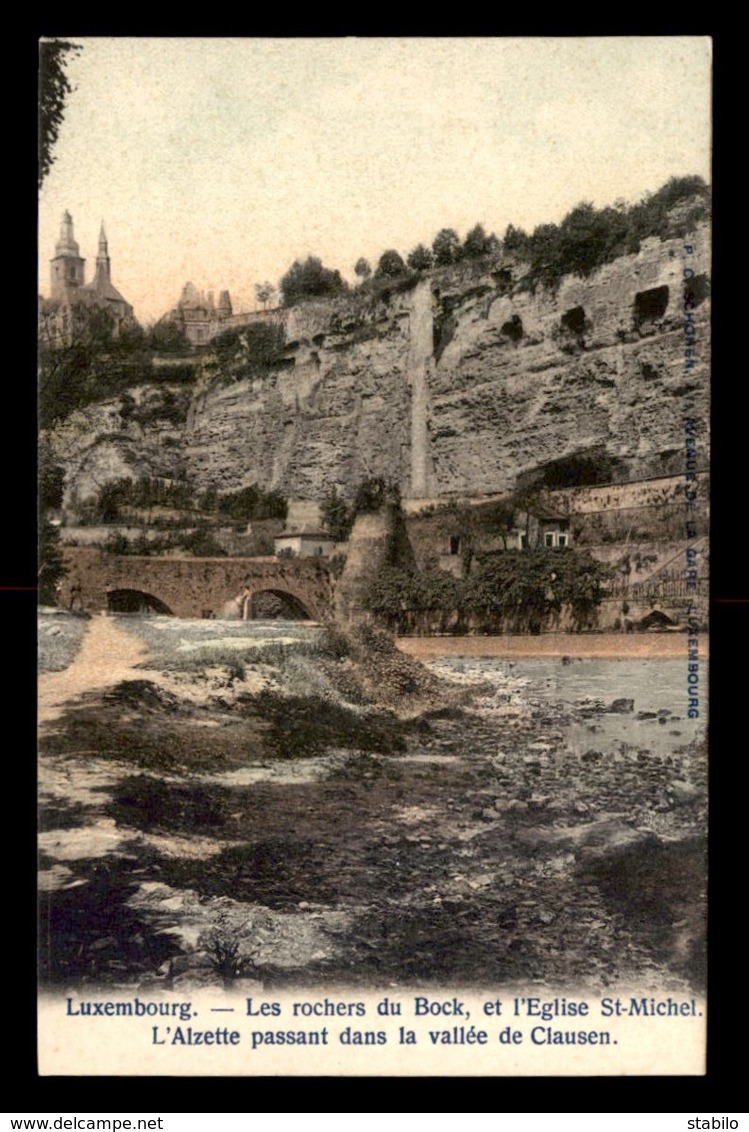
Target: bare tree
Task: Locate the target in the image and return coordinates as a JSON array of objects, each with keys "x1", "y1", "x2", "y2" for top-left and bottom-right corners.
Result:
[{"x1": 255, "y1": 281, "x2": 276, "y2": 310}]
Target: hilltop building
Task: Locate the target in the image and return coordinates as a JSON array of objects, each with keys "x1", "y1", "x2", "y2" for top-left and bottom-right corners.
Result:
[
  {"x1": 41, "y1": 211, "x2": 136, "y2": 341},
  {"x1": 167, "y1": 283, "x2": 233, "y2": 346}
]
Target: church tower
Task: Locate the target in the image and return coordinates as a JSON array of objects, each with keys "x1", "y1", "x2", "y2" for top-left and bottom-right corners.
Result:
[{"x1": 50, "y1": 210, "x2": 85, "y2": 300}]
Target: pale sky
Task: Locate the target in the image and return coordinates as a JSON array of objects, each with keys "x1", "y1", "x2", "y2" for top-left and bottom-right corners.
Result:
[{"x1": 38, "y1": 37, "x2": 712, "y2": 324}]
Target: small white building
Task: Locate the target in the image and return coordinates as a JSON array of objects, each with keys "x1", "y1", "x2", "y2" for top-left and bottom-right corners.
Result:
[{"x1": 274, "y1": 531, "x2": 337, "y2": 558}]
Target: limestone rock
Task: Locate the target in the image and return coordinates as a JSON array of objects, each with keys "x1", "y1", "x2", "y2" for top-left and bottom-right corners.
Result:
[{"x1": 47, "y1": 223, "x2": 710, "y2": 508}]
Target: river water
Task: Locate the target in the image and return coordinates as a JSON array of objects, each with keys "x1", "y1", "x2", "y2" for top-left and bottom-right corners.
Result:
[
  {"x1": 109, "y1": 616, "x2": 708, "y2": 765},
  {"x1": 427, "y1": 653, "x2": 707, "y2": 763}
]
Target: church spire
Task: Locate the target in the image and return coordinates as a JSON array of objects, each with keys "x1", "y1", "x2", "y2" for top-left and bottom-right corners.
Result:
[{"x1": 94, "y1": 220, "x2": 111, "y2": 283}]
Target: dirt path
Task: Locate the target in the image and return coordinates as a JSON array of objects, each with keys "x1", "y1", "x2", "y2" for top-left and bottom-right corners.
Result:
[{"x1": 39, "y1": 615, "x2": 157, "y2": 725}]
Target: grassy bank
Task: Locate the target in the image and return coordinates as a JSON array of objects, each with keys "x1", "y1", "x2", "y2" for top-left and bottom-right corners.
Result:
[{"x1": 38, "y1": 609, "x2": 90, "y2": 673}]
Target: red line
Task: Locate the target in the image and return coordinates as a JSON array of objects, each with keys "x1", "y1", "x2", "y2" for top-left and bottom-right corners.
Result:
[
  {"x1": 713, "y1": 598, "x2": 749, "y2": 603},
  {"x1": 0, "y1": 586, "x2": 38, "y2": 591}
]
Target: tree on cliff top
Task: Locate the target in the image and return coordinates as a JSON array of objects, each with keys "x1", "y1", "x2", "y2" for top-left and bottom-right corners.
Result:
[
  {"x1": 38, "y1": 303, "x2": 151, "y2": 429},
  {"x1": 279, "y1": 257, "x2": 346, "y2": 307},
  {"x1": 432, "y1": 228, "x2": 461, "y2": 266},
  {"x1": 354, "y1": 257, "x2": 372, "y2": 282},
  {"x1": 463, "y1": 223, "x2": 499, "y2": 258},
  {"x1": 375, "y1": 249, "x2": 407, "y2": 278},
  {"x1": 407, "y1": 244, "x2": 433, "y2": 271},
  {"x1": 503, "y1": 224, "x2": 529, "y2": 255},
  {"x1": 39, "y1": 39, "x2": 82, "y2": 187},
  {"x1": 513, "y1": 174, "x2": 710, "y2": 291},
  {"x1": 255, "y1": 281, "x2": 276, "y2": 310}
]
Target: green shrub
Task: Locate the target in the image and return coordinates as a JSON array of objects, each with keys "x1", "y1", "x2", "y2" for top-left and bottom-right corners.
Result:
[
  {"x1": 407, "y1": 244, "x2": 434, "y2": 271},
  {"x1": 181, "y1": 525, "x2": 227, "y2": 557},
  {"x1": 363, "y1": 548, "x2": 609, "y2": 635},
  {"x1": 209, "y1": 322, "x2": 287, "y2": 383},
  {"x1": 198, "y1": 921, "x2": 259, "y2": 987},
  {"x1": 280, "y1": 257, "x2": 346, "y2": 307},
  {"x1": 376, "y1": 249, "x2": 407, "y2": 278},
  {"x1": 463, "y1": 223, "x2": 499, "y2": 258},
  {"x1": 514, "y1": 176, "x2": 710, "y2": 292},
  {"x1": 320, "y1": 486, "x2": 353, "y2": 542}
]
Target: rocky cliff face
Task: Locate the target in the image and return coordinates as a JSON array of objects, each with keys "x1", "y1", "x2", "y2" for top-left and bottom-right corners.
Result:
[
  {"x1": 184, "y1": 292, "x2": 418, "y2": 499},
  {"x1": 428, "y1": 225, "x2": 710, "y2": 494},
  {"x1": 48, "y1": 222, "x2": 710, "y2": 505},
  {"x1": 50, "y1": 385, "x2": 189, "y2": 506}
]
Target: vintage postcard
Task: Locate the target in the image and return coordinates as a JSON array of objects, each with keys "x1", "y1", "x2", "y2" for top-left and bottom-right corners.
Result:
[{"x1": 37, "y1": 36, "x2": 711, "y2": 1076}]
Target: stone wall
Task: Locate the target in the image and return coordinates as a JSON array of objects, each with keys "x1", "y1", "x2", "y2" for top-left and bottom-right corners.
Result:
[{"x1": 551, "y1": 474, "x2": 709, "y2": 545}]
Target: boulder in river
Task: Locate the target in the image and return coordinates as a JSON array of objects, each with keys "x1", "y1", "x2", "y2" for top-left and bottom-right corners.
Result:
[
  {"x1": 608, "y1": 698, "x2": 635, "y2": 714},
  {"x1": 667, "y1": 780, "x2": 702, "y2": 807}
]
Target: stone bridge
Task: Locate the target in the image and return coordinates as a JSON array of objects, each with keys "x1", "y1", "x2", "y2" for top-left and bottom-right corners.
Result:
[{"x1": 59, "y1": 548, "x2": 334, "y2": 621}]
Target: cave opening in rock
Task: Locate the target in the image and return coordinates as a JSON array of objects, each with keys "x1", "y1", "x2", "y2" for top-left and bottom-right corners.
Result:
[
  {"x1": 684, "y1": 273, "x2": 710, "y2": 308},
  {"x1": 501, "y1": 314, "x2": 523, "y2": 342},
  {"x1": 492, "y1": 267, "x2": 513, "y2": 293},
  {"x1": 634, "y1": 285, "x2": 670, "y2": 326},
  {"x1": 561, "y1": 306, "x2": 587, "y2": 336}
]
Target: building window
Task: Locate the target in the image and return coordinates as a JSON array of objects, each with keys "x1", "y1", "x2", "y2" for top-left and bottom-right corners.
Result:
[
  {"x1": 450, "y1": 536, "x2": 461, "y2": 555},
  {"x1": 558, "y1": 534, "x2": 568, "y2": 547},
  {"x1": 545, "y1": 533, "x2": 554, "y2": 548},
  {"x1": 520, "y1": 534, "x2": 528, "y2": 549}
]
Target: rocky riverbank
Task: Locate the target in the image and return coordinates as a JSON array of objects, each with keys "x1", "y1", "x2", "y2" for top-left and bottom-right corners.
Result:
[{"x1": 38, "y1": 614, "x2": 706, "y2": 994}]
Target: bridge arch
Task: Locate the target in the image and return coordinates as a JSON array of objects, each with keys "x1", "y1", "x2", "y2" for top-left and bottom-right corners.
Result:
[
  {"x1": 637, "y1": 608, "x2": 676, "y2": 630},
  {"x1": 242, "y1": 588, "x2": 315, "y2": 621},
  {"x1": 60, "y1": 549, "x2": 333, "y2": 621},
  {"x1": 106, "y1": 588, "x2": 174, "y2": 615}
]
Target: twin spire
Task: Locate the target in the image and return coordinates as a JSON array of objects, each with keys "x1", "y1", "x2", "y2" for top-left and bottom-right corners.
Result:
[
  {"x1": 54, "y1": 213, "x2": 108, "y2": 271},
  {"x1": 49, "y1": 211, "x2": 131, "y2": 317},
  {"x1": 95, "y1": 220, "x2": 110, "y2": 282}
]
